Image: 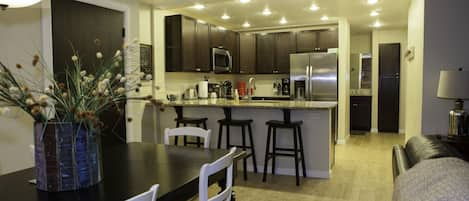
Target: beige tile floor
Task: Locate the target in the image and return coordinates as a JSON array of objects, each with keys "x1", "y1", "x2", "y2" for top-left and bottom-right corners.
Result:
[{"x1": 204, "y1": 132, "x2": 405, "y2": 201}]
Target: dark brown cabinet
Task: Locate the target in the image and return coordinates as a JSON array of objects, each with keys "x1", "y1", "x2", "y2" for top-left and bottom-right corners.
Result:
[
  {"x1": 256, "y1": 32, "x2": 295, "y2": 74},
  {"x1": 224, "y1": 30, "x2": 239, "y2": 73},
  {"x1": 296, "y1": 30, "x2": 318, "y2": 53},
  {"x1": 165, "y1": 15, "x2": 211, "y2": 72},
  {"x1": 317, "y1": 30, "x2": 338, "y2": 49},
  {"x1": 296, "y1": 29, "x2": 338, "y2": 52},
  {"x1": 195, "y1": 21, "x2": 211, "y2": 72},
  {"x1": 239, "y1": 33, "x2": 256, "y2": 74},
  {"x1": 350, "y1": 96, "x2": 372, "y2": 132},
  {"x1": 256, "y1": 33, "x2": 275, "y2": 74},
  {"x1": 274, "y1": 32, "x2": 296, "y2": 74}
]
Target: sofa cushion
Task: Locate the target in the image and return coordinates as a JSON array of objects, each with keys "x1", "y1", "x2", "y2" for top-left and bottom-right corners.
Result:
[{"x1": 405, "y1": 136, "x2": 461, "y2": 167}]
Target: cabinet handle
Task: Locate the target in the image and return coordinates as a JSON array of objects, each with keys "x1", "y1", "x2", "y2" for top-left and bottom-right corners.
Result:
[{"x1": 352, "y1": 104, "x2": 358, "y2": 107}]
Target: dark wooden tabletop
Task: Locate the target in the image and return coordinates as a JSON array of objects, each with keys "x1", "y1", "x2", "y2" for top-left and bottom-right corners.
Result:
[{"x1": 0, "y1": 143, "x2": 243, "y2": 201}]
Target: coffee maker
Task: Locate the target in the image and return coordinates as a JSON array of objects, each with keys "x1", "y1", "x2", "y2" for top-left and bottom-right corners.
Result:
[{"x1": 281, "y1": 78, "x2": 290, "y2": 96}]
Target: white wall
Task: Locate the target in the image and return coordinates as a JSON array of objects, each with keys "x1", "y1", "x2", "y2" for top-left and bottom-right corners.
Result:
[
  {"x1": 404, "y1": 0, "x2": 424, "y2": 140},
  {"x1": 351, "y1": 33, "x2": 371, "y2": 54},
  {"x1": 371, "y1": 29, "x2": 408, "y2": 134},
  {"x1": 337, "y1": 18, "x2": 351, "y2": 143},
  {"x1": 0, "y1": 7, "x2": 43, "y2": 175},
  {"x1": 421, "y1": 0, "x2": 469, "y2": 135}
]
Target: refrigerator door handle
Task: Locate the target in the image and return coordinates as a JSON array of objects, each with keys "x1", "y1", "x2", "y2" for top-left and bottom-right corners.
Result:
[
  {"x1": 305, "y1": 65, "x2": 310, "y2": 100},
  {"x1": 309, "y1": 65, "x2": 313, "y2": 100}
]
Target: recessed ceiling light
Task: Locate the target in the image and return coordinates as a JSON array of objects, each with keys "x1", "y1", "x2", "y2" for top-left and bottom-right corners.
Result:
[
  {"x1": 321, "y1": 15, "x2": 329, "y2": 21},
  {"x1": 279, "y1": 17, "x2": 288, "y2": 24},
  {"x1": 193, "y1": 4, "x2": 205, "y2": 9},
  {"x1": 370, "y1": 10, "x2": 379, "y2": 16},
  {"x1": 218, "y1": 26, "x2": 226, "y2": 30},
  {"x1": 197, "y1": 20, "x2": 206, "y2": 24},
  {"x1": 243, "y1": 21, "x2": 251, "y2": 28},
  {"x1": 240, "y1": 0, "x2": 251, "y2": 3},
  {"x1": 372, "y1": 21, "x2": 382, "y2": 28},
  {"x1": 260, "y1": 33, "x2": 267, "y2": 36},
  {"x1": 367, "y1": 0, "x2": 378, "y2": 5},
  {"x1": 221, "y1": 13, "x2": 231, "y2": 20},
  {"x1": 262, "y1": 8, "x2": 272, "y2": 16},
  {"x1": 310, "y1": 4, "x2": 320, "y2": 11}
]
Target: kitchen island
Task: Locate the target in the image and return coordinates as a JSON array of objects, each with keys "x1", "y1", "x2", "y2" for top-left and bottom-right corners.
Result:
[{"x1": 147, "y1": 99, "x2": 337, "y2": 178}]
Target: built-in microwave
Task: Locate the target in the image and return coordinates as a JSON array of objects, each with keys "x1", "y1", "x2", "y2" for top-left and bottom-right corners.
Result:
[{"x1": 212, "y1": 47, "x2": 232, "y2": 73}]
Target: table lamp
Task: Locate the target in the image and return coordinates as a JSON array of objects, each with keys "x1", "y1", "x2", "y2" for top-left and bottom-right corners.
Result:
[{"x1": 437, "y1": 69, "x2": 469, "y2": 136}]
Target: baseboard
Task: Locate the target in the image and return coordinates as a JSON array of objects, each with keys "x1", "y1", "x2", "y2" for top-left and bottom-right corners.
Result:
[
  {"x1": 336, "y1": 139, "x2": 346, "y2": 145},
  {"x1": 371, "y1": 128, "x2": 378, "y2": 133},
  {"x1": 239, "y1": 165, "x2": 330, "y2": 179}
]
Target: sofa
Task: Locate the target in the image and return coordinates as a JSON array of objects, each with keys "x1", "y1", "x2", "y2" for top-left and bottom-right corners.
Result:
[
  {"x1": 392, "y1": 135, "x2": 469, "y2": 201},
  {"x1": 392, "y1": 135, "x2": 466, "y2": 180}
]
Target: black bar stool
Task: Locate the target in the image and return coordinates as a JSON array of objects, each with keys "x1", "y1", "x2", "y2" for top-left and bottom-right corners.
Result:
[
  {"x1": 217, "y1": 107, "x2": 258, "y2": 180},
  {"x1": 174, "y1": 106, "x2": 208, "y2": 147},
  {"x1": 262, "y1": 109, "x2": 306, "y2": 186}
]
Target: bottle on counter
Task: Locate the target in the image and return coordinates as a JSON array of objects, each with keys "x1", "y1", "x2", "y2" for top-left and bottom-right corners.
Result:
[{"x1": 234, "y1": 89, "x2": 240, "y2": 103}]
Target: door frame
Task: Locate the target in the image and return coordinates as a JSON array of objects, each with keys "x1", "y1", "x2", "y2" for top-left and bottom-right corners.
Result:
[{"x1": 40, "y1": 0, "x2": 133, "y2": 141}]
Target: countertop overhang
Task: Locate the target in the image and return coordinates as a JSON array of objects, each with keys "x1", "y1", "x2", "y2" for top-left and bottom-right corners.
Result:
[{"x1": 150, "y1": 99, "x2": 337, "y2": 110}]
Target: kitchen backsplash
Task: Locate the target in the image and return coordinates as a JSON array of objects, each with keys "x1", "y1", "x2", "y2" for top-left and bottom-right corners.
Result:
[{"x1": 165, "y1": 72, "x2": 289, "y2": 97}]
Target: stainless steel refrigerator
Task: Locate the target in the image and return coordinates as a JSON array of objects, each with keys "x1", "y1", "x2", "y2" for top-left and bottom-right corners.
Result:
[{"x1": 290, "y1": 52, "x2": 338, "y2": 101}]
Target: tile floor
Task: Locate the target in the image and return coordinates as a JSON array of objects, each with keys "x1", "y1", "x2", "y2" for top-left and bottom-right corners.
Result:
[{"x1": 206, "y1": 132, "x2": 405, "y2": 201}]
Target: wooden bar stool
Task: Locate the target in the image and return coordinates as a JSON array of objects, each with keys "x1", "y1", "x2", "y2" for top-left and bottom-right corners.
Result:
[
  {"x1": 217, "y1": 107, "x2": 258, "y2": 180},
  {"x1": 174, "y1": 106, "x2": 208, "y2": 147},
  {"x1": 262, "y1": 109, "x2": 306, "y2": 186}
]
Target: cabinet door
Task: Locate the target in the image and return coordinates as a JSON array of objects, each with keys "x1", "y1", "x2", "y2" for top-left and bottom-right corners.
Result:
[
  {"x1": 224, "y1": 30, "x2": 239, "y2": 73},
  {"x1": 350, "y1": 96, "x2": 372, "y2": 131},
  {"x1": 274, "y1": 32, "x2": 296, "y2": 74},
  {"x1": 165, "y1": 15, "x2": 182, "y2": 72},
  {"x1": 317, "y1": 30, "x2": 338, "y2": 49},
  {"x1": 195, "y1": 21, "x2": 210, "y2": 72},
  {"x1": 181, "y1": 16, "x2": 196, "y2": 71},
  {"x1": 296, "y1": 30, "x2": 318, "y2": 53},
  {"x1": 256, "y1": 33, "x2": 275, "y2": 74},
  {"x1": 210, "y1": 25, "x2": 224, "y2": 48},
  {"x1": 239, "y1": 33, "x2": 256, "y2": 74}
]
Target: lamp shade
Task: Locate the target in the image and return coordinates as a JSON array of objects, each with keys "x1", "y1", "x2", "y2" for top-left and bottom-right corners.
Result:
[
  {"x1": 437, "y1": 70, "x2": 469, "y2": 99},
  {"x1": 0, "y1": 0, "x2": 41, "y2": 8}
]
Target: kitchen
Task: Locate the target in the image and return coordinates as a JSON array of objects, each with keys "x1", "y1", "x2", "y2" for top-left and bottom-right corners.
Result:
[{"x1": 139, "y1": 4, "x2": 345, "y2": 180}]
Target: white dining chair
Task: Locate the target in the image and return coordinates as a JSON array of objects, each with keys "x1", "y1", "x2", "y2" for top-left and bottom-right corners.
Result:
[
  {"x1": 199, "y1": 147, "x2": 237, "y2": 201},
  {"x1": 126, "y1": 184, "x2": 159, "y2": 201},
  {"x1": 164, "y1": 127, "x2": 212, "y2": 148}
]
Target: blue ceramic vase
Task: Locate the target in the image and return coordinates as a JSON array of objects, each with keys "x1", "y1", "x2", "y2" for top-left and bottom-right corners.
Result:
[{"x1": 33, "y1": 122, "x2": 103, "y2": 192}]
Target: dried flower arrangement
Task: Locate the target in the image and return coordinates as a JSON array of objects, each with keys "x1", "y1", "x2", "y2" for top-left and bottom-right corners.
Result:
[{"x1": 0, "y1": 40, "x2": 152, "y2": 132}]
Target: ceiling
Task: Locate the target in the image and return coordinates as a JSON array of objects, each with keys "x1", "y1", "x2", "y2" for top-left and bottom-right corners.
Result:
[{"x1": 140, "y1": 0, "x2": 410, "y2": 34}]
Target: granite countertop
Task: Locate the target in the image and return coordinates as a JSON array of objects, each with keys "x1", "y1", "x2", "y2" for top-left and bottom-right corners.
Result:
[{"x1": 149, "y1": 98, "x2": 337, "y2": 110}]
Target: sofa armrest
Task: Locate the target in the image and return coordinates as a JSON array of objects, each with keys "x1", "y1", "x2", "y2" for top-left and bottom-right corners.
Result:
[{"x1": 392, "y1": 145, "x2": 410, "y2": 181}]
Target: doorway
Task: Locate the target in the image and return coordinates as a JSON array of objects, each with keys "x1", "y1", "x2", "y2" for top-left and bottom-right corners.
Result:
[
  {"x1": 378, "y1": 43, "x2": 400, "y2": 133},
  {"x1": 51, "y1": 0, "x2": 126, "y2": 144}
]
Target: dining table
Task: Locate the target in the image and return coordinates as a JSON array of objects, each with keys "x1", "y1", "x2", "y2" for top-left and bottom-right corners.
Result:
[{"x1": 0, "y1": 143, "x2": 245, "y2": 201}]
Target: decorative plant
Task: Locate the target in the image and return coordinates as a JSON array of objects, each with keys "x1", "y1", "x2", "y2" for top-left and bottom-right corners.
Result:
[{"x1": 0, "y1": 39, "x2": 152, "y2": 132}]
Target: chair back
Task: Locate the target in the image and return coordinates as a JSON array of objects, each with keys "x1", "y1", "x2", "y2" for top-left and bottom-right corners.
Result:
[
  {"x1": 164, "y1": 127, "x2": 211, "y2": 148},
  {"x1": 126, "y1": 184, "x2": 159, "y2": 201},
  {"x1": 199, "y1": 147, "x2": 237, "y2": 201}
]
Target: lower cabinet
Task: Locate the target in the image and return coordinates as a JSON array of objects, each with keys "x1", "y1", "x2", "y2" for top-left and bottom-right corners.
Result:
[{"x1": 350, "y1": 96, "x2": 372, "y2": 132}]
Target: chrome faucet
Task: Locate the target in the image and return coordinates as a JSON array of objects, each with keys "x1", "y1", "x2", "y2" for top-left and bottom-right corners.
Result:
[{"x1": 248, "y1": 77, "x2": 256, "y2": 101}]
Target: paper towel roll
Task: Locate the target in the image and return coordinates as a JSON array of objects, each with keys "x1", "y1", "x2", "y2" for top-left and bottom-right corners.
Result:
[{"x1": 198, "y1": 81, "x2": 209, "y2": 99}]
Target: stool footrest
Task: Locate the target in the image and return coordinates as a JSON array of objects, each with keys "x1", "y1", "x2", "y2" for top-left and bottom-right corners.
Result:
[
  {"x1": 275, "y1": 147, "x2": 303, "y2": 152},
  {"x1": 228, "y1": 145, "x2": 253, "y2": 149}
]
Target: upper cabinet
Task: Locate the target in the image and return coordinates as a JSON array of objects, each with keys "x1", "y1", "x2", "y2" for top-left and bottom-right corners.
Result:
[
  {"x1": 256, "y1": 32, "x2": 296, "y2": 74},
  {"x1": 239, "y1": 33, "x2": 256, "y2": 74},
  {"x1": 165, "y1": 15, "x2": 211, "y2": 72},
  {"x1": 274, "y1": 32, "x2": 296, "y2": 74},
  {"x1": 256, "y1": 33, "x2": 275, "y2": 74},
  {"x1": 296, "y1": 29, "x2": 338, "y2": 52},
  {"x1": 317, "y1": 30, "x2": 338, "y2": 49},
  {"x1": 296, "y1": 30, "x2": 318, "y2": 53},
  {"x1": 223, "y1": 30, "x2": 240, "y2": 73}
]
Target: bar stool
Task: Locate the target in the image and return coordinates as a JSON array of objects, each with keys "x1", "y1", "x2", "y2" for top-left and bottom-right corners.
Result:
[
  {"x1": 217, "y1": 107, "x2": 258, "y2": 180},
  {"x1": 262, "y1": 110, "x2": 306, "y2": 186},
  {"x1": 174, "y1": 106, "x2": 208, "y2": 147}
]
